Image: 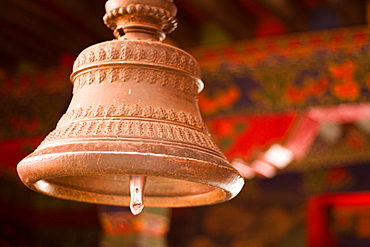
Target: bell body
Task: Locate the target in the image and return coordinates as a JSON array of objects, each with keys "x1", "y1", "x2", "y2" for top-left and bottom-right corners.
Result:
[{"x1": 17, "y1": 39, "x2": 244, "y2": 207}]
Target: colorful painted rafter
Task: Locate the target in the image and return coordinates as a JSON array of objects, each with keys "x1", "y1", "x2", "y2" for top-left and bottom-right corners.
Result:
[{"x1": 190, "y1": 26, "x2": 370, "y2": 116}]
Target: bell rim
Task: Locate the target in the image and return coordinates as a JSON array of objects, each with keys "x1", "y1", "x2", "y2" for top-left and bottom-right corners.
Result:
[{"x1": 17, "y1": 145, "x2": 244, "y2": 208}]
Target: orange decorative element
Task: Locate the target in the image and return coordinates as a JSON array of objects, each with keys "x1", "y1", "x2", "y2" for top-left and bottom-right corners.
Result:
[
  {"x1": 285, "y1": 77, "x2": 329, "y2": 104},
  {"x1": 309, "y1": 35, "x2": 323, "y2": 49},
  {"x1": 307, "y1": 78, "x2": 329, "y2": 96},
  {"x1": 328, "y1": 34, "x2": 344, "y2": 51},
  {"x1": 353, "y1": 31, "x2": 368, "y2": 46},
  {"x1": 329, "y1": 61, "x2": 360, "y2": 100},
  {"x1": 199, "y1": 85, "x2": 241, "y2": 115},
  {"x1": 211, "y1": 119, "x2": 236, "y2": 137},
  {"x1": 286, "y1": 86, "x2": 307, "y2": 104}
]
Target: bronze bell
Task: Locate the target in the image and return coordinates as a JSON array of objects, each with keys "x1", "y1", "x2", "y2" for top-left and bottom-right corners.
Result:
[{"x1": 17, "y1": 0, "x2": 244, "y2": 215}]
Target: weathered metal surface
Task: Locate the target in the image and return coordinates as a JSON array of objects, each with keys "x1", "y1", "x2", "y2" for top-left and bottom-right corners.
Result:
[{"x1": 17, "y1": 0, "x2": 244, "y2": 211}]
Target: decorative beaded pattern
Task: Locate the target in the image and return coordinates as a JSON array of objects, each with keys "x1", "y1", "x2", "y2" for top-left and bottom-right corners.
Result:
[
  {"x1": 103, "y1": 4, "x2": 178, "y2": 34},
  {"x1": 57, "y1": 104, "x2": 206, "y2": 132},
  {"x1": 43, "y1": 119, "x2": 220, "y2": 153},
  {"x1": 72, "y1": 67, "x2": 198, "y2": 95},
  {"x1": 41, "y1": 102, "x2": 224, "y2": 153},
  {"x1": 72, "y1": 41, "x2": 201, "y2": 78}
]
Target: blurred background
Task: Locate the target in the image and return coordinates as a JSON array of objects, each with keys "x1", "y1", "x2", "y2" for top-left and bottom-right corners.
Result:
[{"x1": 1, "y1": 0, "x2": 370, "y2": 246}]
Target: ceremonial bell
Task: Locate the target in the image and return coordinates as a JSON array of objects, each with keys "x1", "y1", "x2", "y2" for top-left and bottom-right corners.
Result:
[{"x1": 17, "y1": 0, "x2": 244, "y2": 215}]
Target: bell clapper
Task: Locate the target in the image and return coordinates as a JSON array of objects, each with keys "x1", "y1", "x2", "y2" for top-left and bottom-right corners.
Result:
[{"x1": 129, "y1": 175, "x2": 147, "y2": 215}]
